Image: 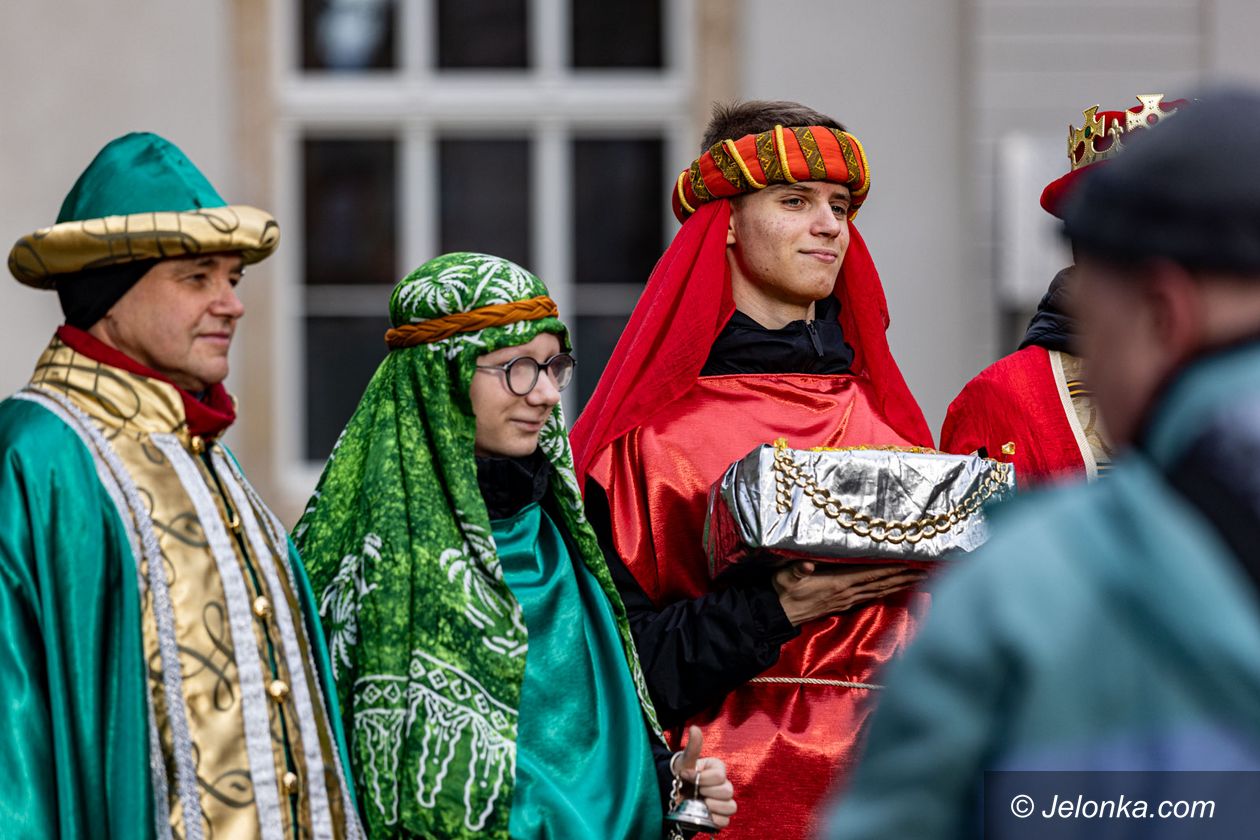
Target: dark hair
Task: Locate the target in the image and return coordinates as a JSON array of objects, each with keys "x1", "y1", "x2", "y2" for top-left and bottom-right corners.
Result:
[
  {"x1": 56, "y1": 259, "x2": 158, "y2": 330},
  {"x1": 700, "y1": 100, "x2": 845, "y2": 152}
]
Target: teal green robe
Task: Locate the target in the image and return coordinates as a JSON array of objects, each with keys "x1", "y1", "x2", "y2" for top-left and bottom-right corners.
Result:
[
  {"x1": 492, "y1": 504, "x2": 662, "y2": 839},
  {"x1": 826, "y1": 343, "x2": 1260, "y2": 839},
  {"x1": 0, "y1": 398, "x2": 355, "y2": 838}
]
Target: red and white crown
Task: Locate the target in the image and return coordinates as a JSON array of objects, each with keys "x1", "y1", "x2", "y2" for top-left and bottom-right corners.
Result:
[{"x1": 1042, "y1": 94, "x2": 1186, "y2": 217}]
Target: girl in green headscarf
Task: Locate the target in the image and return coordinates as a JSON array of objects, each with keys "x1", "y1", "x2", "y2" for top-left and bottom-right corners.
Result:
[{"x1": 295, "y1": 253, "x2": 735, "y2": 839}]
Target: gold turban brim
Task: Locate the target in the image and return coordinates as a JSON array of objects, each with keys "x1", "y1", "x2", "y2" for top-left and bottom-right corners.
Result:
[{"x1": 8, "y1": 205, "x2": 280, "y2": 289}]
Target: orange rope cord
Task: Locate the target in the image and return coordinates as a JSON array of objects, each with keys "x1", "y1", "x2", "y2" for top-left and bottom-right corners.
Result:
[{"x1": 384, "y1": 295, "x2": 559, "y2": 349}]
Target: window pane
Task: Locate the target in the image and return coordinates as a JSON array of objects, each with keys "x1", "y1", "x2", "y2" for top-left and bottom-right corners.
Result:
[
  {"x1": 573, "y1": 315, "x2": 629, "y2": 410},
  {"x1": 438, "y1": 138, "x2": 532, "y2": 267},
  {"x1": 301, "y1": 0, "x2": 397, "y2": 71},
  {"x1": 436, "y1": 0, "x2": 529, "y2": 69},
  {"x1": 304, "y1": 315, "x2": 390, "y2": 460},
  {"x1": 571, "y1": 0, "x2": 662, "y2": 69},
  {"x1": 572, "y1": 137, "x2": 663, "y2": 285},
  {"x1": 303, "y1": 138, "x2": 398, "y2": 286}
]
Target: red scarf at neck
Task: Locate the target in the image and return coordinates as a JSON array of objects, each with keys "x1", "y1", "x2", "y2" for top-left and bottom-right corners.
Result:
[{"x1": 55, "y1": 325, "x2": 237, "y2": 439}]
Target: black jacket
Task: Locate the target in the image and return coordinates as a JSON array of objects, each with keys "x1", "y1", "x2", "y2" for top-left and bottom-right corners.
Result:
[
  {"x1": 589, "y1": 297, "x2": 856, "y2": 727},
  {"x1": 701, "y1": 294, "x2": 853, "y2": 376},
  {"x1": 1019, "y1": 268, "x2": 1075, "y2": 354}
]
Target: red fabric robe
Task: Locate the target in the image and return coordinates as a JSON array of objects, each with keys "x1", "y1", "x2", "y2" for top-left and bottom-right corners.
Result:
[
  {"x1": 940, "y1": 346, "x2": 1089, "y2": 486},
  {"x1": 571, "y1": 198, "x2": 931, "y2": 839},
  {"x1": 589, "y1": 373, "x2": 929, "y2": 840}
]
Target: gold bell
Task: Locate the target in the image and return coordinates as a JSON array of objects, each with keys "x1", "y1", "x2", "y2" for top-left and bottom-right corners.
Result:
[{"x1": 282, "y1": 771, "x2": 299, "y2": 796}]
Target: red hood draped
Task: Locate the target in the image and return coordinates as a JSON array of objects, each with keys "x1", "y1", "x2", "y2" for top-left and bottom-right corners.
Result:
[{"x1": 570, "y1": 199, "x2": 931, "y2": 484}]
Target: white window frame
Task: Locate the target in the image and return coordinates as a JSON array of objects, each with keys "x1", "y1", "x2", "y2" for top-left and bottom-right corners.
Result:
[{"x1": 267, "y1": 0, "x2": 698, "y2": 506}]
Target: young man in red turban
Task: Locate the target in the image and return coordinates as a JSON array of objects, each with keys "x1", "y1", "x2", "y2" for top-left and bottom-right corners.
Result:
[
  {"x1": 570, "y1": 101, "x2": 932, "y2": 840},
  {"x1": 940, "y1": 95, "x2": 1184, "y2": 485}
]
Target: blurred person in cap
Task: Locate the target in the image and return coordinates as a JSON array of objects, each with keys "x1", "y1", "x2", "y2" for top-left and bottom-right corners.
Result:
[
  {"x1": 941, "y1": 94, "x2": 1185, "y2": 486},
  {"x1": 569, "y1": 101, "x2": 933, "y2": 840},
  {"x1": 824, "y1": 87, "x2": 1260, "y2": 838},
  {"x1": 0, "y1": 133, "x2": 363, "y2": 839},
  {"x1": 293, "y1": 251, "x2": 735, "y2": 839}
]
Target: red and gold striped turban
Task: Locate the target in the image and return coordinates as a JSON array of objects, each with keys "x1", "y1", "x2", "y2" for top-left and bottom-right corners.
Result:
[{"x1": 672, "y1": 124, "x2": 871, "y2": 223}]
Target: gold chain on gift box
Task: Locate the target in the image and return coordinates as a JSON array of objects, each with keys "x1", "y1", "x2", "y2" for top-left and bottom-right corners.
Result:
[{"x1": 771, "y1": 438, "x2": 1011, "y2": 546}]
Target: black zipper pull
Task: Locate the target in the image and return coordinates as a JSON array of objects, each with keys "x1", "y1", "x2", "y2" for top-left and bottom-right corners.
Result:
[{"x1": 805, "y1": 320, "x2": 824, "y2": 357}]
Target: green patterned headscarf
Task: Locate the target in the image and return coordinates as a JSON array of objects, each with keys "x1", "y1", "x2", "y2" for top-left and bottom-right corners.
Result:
[{"x1": 294, "y1": 252, "x2": 659, "y2": 839}]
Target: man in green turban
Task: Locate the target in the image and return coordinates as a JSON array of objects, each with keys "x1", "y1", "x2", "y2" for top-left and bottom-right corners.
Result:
[
  {"x1": 295, "y1": 252, "x2": 736, "y2": 839},
  {"x1": 0, "y1": 133, "x2": 363, "y2": 839}
]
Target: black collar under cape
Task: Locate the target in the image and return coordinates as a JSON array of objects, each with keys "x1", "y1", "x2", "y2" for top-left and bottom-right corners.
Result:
[
  {"x1": 477, "y1": 448, "x2": 553, "y2": 520},
  {"x1": 701, "y1": 294, "x2": 854, "y2": 376},
  {"x1": 1019, "y1": 268, "x2": 1076, "y2": 354}
]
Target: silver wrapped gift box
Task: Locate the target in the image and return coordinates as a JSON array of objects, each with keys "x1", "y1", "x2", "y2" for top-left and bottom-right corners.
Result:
[{"x1": 704, "y1": 438, "x2": 1016, "y2": 578}]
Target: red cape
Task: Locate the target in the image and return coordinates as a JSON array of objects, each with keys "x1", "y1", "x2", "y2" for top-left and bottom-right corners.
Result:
[
  {"x1": 940, "y1": 345, "x2": 1088, "y2": 486},
  {"x1": 589, "y1": 374, "x2": 928, "y2": 840}
]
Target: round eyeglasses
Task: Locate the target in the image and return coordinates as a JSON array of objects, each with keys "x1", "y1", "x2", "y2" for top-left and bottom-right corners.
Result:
[{"x1": 475, "y1": 352, "x2": 576, "y2": 396}]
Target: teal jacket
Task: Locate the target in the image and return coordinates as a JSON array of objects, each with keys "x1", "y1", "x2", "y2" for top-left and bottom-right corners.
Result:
[{"x1": 825, "y1": 342, "x2": 1260, "y2": 838}]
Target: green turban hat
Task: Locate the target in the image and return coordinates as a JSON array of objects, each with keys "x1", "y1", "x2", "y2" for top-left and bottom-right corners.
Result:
[{"x1": 8, "y1": 132, "x2": 279, "y2": 288}]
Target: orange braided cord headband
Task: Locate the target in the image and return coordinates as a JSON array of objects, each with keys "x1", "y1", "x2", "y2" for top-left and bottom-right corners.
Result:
[
  {"x1": 672, "y1": 124, "x2": 871, "y2": 222},
  {"x1": 384, "y1": 295, "x2": 559, "y2": 349}
]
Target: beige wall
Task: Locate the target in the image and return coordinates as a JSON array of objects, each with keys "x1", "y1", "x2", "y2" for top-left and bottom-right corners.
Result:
[
  {"x1": 0, "y1": 0, "x2": 233, "y2": 395},
  {"x1": 1207, "y1": 0, "x2": 1260, "y2": 82}
]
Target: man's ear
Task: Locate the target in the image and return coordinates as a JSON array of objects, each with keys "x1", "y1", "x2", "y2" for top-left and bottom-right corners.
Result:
[
  {"x1": 1145, "y1": 260, "x2": 1204, "y2": 367},
  {"x1": 726, "y1": 205, "x2": 737, "y2": 246}
]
